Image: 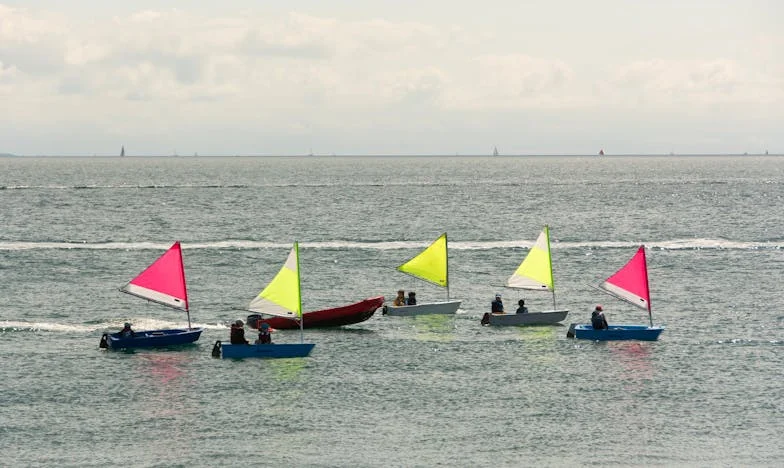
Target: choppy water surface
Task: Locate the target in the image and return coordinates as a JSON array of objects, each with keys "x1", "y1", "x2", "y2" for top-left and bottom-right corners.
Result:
[{"x1": 1, "y1": 156, "x2": 782, "y2": 467}]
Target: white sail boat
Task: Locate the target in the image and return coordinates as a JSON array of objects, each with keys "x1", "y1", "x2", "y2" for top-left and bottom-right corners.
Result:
[
  {"x1": 483, "y1": 226, "x2": 569, "y2": 326},
  {"x1": 384, "y1": 233, "x2": 462, "y2": 316}
]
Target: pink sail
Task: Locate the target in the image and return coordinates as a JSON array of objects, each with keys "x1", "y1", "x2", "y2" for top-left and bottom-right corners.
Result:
[
  {"x1": 599, "y1": 245, "x2": 650, "y2": 312},
  {"x1": 121, "y1": 241, "x2": 189, "y2": 311}
]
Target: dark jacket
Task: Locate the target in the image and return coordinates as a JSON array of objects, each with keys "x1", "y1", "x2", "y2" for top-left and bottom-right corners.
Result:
[
  {"x1": 491, "y1": 299, "x2": 504, "y2": 313},
  {"x1": 591, "y1": 310, "x2": 608, "y2": 330},
  {"x1": 257, "y1": 330, "x2": 272, "y2": 344},
  {"x1": 230, "y1": 325, "x2": 249, "y2": 344}
]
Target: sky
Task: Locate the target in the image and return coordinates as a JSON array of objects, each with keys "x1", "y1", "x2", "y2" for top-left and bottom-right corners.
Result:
[{"x1": 0, "y1": 0, "x2": 781, "y2": 155}]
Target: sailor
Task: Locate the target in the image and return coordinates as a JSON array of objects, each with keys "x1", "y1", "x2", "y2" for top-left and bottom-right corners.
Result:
[
  {"x1": 230, "y1": 320, "x2": 249, "y2": 344},
  {"x1": 491, "y1": 294, "x2": 504, "y2": 313},
  {"x1": 119, "y1": 322, "x2": 135, "y2": 337},
  {"x1": 256, "y1": 322, "x2": 272, "y2": 344},
  {"x1": 516, "y1": 299, "x2": 528, "y2": 314},
  {"x1": 591, "y1": 305, "x2": 608, "y2": 330},
  {"x1": 393, "y1": 289, "x2": 407, "y2": 306},
  {"x1": 406, "y1": 291, "x2": 417, "y2": 305}
]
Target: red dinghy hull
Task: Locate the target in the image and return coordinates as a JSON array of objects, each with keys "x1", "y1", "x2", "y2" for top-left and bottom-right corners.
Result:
[{"x1": 247, "y1": 296, "x2": 384, "y2": 330}]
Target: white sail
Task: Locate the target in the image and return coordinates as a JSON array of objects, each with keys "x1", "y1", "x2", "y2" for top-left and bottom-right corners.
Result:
[
  {"x1": 505, "y1": 228, "x2": 553, "y2": 291},
  {"x1": 248, "y1": 245, "x2": 302, "y2": 320}
]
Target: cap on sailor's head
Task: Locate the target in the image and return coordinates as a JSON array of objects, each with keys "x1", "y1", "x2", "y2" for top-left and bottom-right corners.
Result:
[{"x1": 495, "y1": 293, "x2": 502, "y2": 298}]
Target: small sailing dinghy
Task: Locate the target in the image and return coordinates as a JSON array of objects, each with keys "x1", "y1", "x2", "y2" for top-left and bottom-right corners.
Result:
[
  {"x1": 482, "y1": 225, "x2": 568, "y2": 326},
  {"x1": 99, "y1": 241, "x2": 203, "y2": 350},
  {"x1": 568, "y1": 245, "x2": 664, "y2": 341},
  {"x1": 246, "y1": 296, "x2": 384, "y2": 330},
  {"x1": 212, "y1": 242, "x2": 315, "y2": 359},
  {"x1": 383, "y1": 233, "x2": 462, "y2": 316}
]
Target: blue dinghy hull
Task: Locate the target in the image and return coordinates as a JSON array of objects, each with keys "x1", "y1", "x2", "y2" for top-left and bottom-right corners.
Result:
[
  {"x1": 569, "y1": 324, "x2": 663, "y2": 341},
  {"x1": 100, "y1": 328, "x2": 203, "y2": 349},
  {"x1": 212, "y1": 340, "x2": 315, "y2": 359}
]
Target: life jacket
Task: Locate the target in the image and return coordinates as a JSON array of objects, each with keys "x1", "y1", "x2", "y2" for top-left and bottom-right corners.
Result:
[
  {"x1": 591, "y1": 311, "x2": 606, "y2": 329},
  {"x1": 230, "y1": 326, "x2": 247, "y2": 344},
  {"x1": 258, "y1": 330, "x2": 271, "y2": 344},
  {"x1": 491, "y1": 300, "x2": 504, "y2": 313}
]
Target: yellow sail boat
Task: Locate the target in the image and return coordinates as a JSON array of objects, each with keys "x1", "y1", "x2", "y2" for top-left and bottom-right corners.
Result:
[
  {"x1": 483, "y1": 225, "x2": 569, "y2": 326},
  {"x1": 384, "y1": 233, "x2": 462, "y2": 316},
  {"x1": 212, "y1": 242, "x2": 315, "y2": 358}
]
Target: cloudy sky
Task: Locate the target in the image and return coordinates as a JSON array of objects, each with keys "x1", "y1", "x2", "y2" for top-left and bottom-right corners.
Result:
[{"x1": 0, "y1": 0, "x2": 781, "y2": 155}]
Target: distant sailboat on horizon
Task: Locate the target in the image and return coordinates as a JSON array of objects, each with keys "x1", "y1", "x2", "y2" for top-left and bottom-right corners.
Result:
[
  {"x1": 493, "y1": 146, "x2": 499, "y2": 156},
  {"x1": 120, "y1": 146, "x2": 125, "y2": 157},
  {"x1": 598, "y1": 149, "x2": 604, "y2": 156}
]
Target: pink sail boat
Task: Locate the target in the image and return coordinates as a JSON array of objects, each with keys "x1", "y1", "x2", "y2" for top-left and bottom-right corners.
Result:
[
  {"x1": 569, "y1": 245, "x2": 664, "y2": 341},
  {"x1": 99, "y1": 241, "x2": 204, "y2": 349}
]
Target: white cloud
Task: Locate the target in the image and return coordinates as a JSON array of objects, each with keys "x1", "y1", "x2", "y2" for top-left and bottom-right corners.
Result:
[
  {"x1": 444, "y1": 54, "x2": 579, "y2": 110},
  {"x1": 608, "y1": 58, "x2": 783, "y2": 110},
  {"x1": 0, "y1": 2, "x2": 781, "y2": 154}
]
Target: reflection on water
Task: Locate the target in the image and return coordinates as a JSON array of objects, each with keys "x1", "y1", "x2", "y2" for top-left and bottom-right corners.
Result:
[
  {"x1": 608, "y1": 342, "x2": 654, "y2": 387},
  {"x1": 516, "y1": 325, "x2": 556, "y2": 341},
  {"x1": 268, "y1": 357, "x2": 307, "y2": 382},
  {"x1": 140, "y1": 353, "x2": 187, "y2": 386},
  {"x1": 413, "y1": 314, "x2": 455, "y2": 342}
]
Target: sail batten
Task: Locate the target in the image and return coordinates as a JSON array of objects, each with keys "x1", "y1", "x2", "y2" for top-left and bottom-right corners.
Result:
[{"x1": 397, "y1": 233, "x2": 449, "y2": 288}]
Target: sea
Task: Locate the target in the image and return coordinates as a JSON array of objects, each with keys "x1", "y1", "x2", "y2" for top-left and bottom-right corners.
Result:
[{"x1": 0, "y1": 155, "x2": 782, "y2": 467}]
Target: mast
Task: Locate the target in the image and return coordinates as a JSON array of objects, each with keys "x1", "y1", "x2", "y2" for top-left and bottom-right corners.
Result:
[
  {"x1": 295, "y1": 241, "x2": 304, "y2": 343},
  {"x1": 445, "y1": 232, "x2": 450, "y2": 301},
  {"x1": 544, "y1": 225, "x2": 556, "y2": 309},
  {"x1": 642, "y1": 246, "x2": 653, "y2": 327},
  {"x1": 178, "y1": 241, "x2": 192, "y2": 329}
]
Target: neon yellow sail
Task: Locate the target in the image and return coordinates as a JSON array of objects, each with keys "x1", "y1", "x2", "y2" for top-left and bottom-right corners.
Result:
[
  {"x1": 506, "y1": 226, "x2": 555, "y2": 291},
  {"x1": 398, "y1": 233, "x2": 449, "y2": 288},
  {"x1": 248, "y1": 242, "x2": 302, "y2": 319}
]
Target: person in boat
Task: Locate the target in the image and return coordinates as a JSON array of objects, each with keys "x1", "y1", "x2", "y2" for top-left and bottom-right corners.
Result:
[
  {"x1": 393, "y1": 289, "x2": 407, "y2": 306},
  {"x1": 591, "y1": 305, "x2": 608, "y2": 330},
  {"x1": 516, "y1": 299, "x2": 528, "y2": 314},
  {"x1": 119, "y1": 322, "x2": 135, "y2": 337},
  {"x1": 406, "y1": 291, "x2": 417, "y2": 305},
  {"x1": 491, "y1": 294, "x2": 504, "y2": 313},
  {"x1": 255, "y1": 322, "x2": 272, "y2": 344},
  {"x1": 230, "y1": 319, "x2": 249, "y2": 344}
]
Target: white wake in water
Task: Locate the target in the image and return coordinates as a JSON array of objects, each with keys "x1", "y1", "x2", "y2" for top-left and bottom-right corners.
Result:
[{"x1": 0, "y1": 319, "x2": 227, "y2": 333}]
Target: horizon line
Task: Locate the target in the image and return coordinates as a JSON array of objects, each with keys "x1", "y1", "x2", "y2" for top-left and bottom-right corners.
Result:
[{"x1": 2, "y1": 152, "x2": 782, "y2": 158}]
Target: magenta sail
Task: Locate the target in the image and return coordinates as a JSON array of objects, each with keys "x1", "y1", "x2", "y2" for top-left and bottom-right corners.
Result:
[
  {"x1": 599, "y1": 245, "x2": 650, "y2": 312},
  {"x1": 122, "y1": 241, "x2": 189, "y2": 311}
]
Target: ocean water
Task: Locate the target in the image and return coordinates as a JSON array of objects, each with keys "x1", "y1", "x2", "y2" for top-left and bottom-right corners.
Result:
[{"x1": 0, "y1": 155, "x2": 782, "y2": 467}]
